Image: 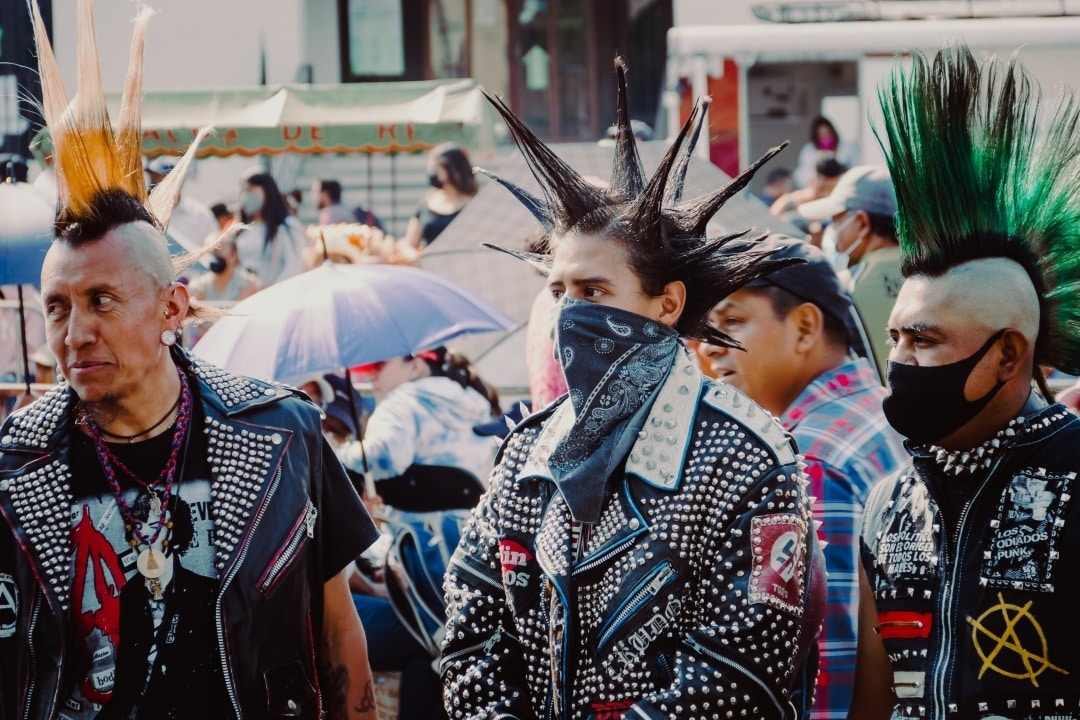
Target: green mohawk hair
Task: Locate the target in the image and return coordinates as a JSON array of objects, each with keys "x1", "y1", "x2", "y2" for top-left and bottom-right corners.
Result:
[{"x1": 875, "y1": 43, "x2": 1080, "y2": 375}]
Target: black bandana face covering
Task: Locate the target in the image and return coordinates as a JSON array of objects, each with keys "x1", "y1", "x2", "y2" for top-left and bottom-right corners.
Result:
[
  {"x1": 548, "y1": 298, "x2": 679, "y2": 523},
  {"x1": 883, "y1": 329, "x2": 1007, "y2": 444}
]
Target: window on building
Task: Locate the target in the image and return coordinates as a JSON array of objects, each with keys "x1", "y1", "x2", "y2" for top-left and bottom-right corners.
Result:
[{"x1": 339, "y1": 0, "x2": 471, "y2": 82}]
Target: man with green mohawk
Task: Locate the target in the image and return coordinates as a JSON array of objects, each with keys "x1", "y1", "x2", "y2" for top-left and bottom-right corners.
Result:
[{"x1": 851, "y1": 44, "x2": 1080, "y2": 719}]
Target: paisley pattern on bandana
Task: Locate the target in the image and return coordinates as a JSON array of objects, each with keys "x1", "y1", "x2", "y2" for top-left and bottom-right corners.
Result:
[{"x1": 548, "y1": 299, "x2": 678, "y2": 523}]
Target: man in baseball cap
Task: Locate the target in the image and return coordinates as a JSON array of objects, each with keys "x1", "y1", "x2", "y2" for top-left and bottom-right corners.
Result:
[
  {"x1": 799, "y1": 165, "x2": 902, "y2": 376},
  {"x1": 694, "y1": 234, "x2": 906, "y2": 720}
]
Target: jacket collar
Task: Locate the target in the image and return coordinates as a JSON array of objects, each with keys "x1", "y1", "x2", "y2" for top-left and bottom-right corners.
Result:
[{"x1": 519, "y1": 350, "x2": 705, "y2": 492}]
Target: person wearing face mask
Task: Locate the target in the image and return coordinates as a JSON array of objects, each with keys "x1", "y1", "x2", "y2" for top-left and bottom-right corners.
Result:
[
  {"x1": 402, "y1": 142, "x2": 478, "y2": 250},
  {"x1": 187, "y1": 232, "x2": 263, "y2": 303},
  {"x1": 799, "y1": 165, "x2": 901, "y2": 379},
  {"x1": 849, "y1": 45, "x2": 1080, "y2": 720},
  {"x1": 232, "y1": 168, "x2": 308, "y2": 284},
  {"x1": 793, "y1": 115, "x2": 861, "y2": 190},
  {"x1": 441, "y1": 59, "x2": 826, "y2": 720}
]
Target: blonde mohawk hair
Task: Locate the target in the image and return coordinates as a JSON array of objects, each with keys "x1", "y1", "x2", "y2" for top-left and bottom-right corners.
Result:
[{"x1": 30, "y1": 0, "x2": 208, "y2": 242}]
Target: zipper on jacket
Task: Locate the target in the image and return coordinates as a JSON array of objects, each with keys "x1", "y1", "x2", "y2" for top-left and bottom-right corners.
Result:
[
  {"x1": 450, "y1": 555, "x2": 505, "y2": 592},
  {"x1": 571, "y1": 536, "x2": 637, "y2": 576},
  {"x1": 21, "y1": 591, "x2": 42, "y2": 720},
  {"x1": 257, "y1": 501, "x2": 317, "y2": 595},
  {"x1": 216, "y1": 465, "x2": 283, "y2": 718},
  {"x1": 597, "y1": 561, "x2": 677, "y2": 648},
  {"x1": 683, "y1": 635, "x2": 785, "y2": 718},
  {"x1": 440, "y1": 623, "x2": 507, "y2": 671},
  {"x1": 917, "y1": 451, "x2": 1007, "y2": 720}
]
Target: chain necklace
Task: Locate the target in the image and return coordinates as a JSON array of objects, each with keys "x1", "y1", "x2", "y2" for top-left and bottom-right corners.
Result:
[
  {"x1": 85, "y1": 368, "x2": 192, "y2": 599},
  {"x1": 85, "y1": 392, "x2": 182, "y2": 443}
]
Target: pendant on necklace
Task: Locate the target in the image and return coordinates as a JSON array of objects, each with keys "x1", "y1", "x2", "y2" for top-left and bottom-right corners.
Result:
[
  {"x1": 146, "y1": 576, "x2": 164, "y2": 601},
  {"x1": 137, "y1": 547, "x2": 167, "y2": 580},
  {"x1": 149, "y1": 491, "x2": 162, "y2": 517}
]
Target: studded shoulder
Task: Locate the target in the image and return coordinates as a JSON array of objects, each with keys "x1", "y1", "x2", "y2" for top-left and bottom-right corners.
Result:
[
  {"x1": 182, "y1": 351, "x2": 291, "y2": 414},
  {"x1": 700, "y1": 381, "x2": 796, "y2": 466},
  {"x1": 0, "y1": 383, "x2": 71, "y2": 452}
]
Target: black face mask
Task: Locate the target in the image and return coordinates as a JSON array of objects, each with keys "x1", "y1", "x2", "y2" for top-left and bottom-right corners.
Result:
[
  {"x1": 883, "y1": 329, "x2": 1007, "y2": 444},
  {"x1": 428, "y1": 171, "x2": 443, "y2": 189}
]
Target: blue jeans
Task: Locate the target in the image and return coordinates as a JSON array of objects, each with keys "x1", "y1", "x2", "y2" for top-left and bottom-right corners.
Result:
[{"x1": 353, "y1": 593, "x2": 446, "y2": 720}]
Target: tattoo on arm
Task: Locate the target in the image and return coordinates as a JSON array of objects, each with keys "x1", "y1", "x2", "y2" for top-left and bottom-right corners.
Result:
[
  {"x1": 354, "y1": 680, "x2": 376, "y2": 714},
  {"x1": 319, "y1": 660, "x2": 350, "y2": 720}
]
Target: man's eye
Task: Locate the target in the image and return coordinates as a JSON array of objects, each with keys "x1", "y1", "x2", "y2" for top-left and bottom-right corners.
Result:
[
  {"x1": 92, "y1": 295, "x2": 113, "y2": 308},
  {"x1": 584, "y1": 287, "x2": 604, "y2": 298},
  {"x1": 723, "y1": 316, "x2": 743, "y2": 328},
  {"x1": 549, "y1": 288, "x2": 564, "y2": 300}
]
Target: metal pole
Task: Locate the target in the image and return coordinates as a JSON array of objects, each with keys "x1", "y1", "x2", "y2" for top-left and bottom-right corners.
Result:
[{"x1": 17, "y1": 286, "x2": 30, "y2": 395}]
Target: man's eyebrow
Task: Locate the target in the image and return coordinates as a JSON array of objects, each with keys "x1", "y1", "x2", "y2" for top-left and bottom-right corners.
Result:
[
  {"x1": 899, "y1": 323, "x2": 944, "y2": 335},
  {"x1": 564, "y1": 276, "x2": 612, "y2": 287}
]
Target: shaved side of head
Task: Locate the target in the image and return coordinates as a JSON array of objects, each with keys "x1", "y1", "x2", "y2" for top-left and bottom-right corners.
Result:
[{"x1": 898, "y1": 257, "x2": 1040, "y2": 354}]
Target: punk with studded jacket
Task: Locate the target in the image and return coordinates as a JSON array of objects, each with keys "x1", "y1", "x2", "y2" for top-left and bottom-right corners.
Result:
[
  {"x1": 861, "y1": 403, "x2": 1080, "y2": 720},
  {"x1": 0, "y1": 351, "x2": 377, "y2": 720},
  {"x1": 442, "y1": 349, "x2": 827, "y2": 720}
]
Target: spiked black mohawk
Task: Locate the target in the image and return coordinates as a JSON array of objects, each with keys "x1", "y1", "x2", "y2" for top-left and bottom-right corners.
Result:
[
  {"x1": 482, "y1": 57, "x2": 797, "y2": 348},
  {"x1": 876, "y1": 44, "x2": 1080, "y2": 374}
]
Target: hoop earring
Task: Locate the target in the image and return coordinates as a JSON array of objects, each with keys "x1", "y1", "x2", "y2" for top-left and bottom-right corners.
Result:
[{"x1": 161, "y1": 329, "x2": 178, "y2": 347}]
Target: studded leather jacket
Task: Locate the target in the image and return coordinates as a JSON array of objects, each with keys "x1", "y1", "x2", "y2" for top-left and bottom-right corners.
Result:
[
  {"x1": 861, "y1": 404, "x2": 1080, "y2": 719},
  {"x1": 0, "y1": 352, "x2": 374, "y2": 720},
  {"x1": 442, "y1": 352, "x2": 827, "y2": 720}
]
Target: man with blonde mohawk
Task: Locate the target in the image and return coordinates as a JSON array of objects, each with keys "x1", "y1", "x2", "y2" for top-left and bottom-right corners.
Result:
[{"x1": 0, "y1": 2, "x2": 379, "y2": 718}]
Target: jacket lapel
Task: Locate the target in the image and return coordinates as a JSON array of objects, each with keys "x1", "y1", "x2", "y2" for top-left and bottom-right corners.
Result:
[{"x1": 186, "y1": 354, "x2": 294, "y2": 578}]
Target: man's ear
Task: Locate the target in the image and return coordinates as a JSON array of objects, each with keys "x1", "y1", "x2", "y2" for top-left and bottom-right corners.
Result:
[
  {"x1": 997, "y1": 329, "x2": 1030, "y2": 381},
  {"x1": 791, "y1": 302, "x2": 824, "y2": 353},
  {"x1": 657, "y1": 280, "x2": 687, "y2": 327},
  {"x1": 162, "y1": 282, "x2": 190, "y2": 325}
]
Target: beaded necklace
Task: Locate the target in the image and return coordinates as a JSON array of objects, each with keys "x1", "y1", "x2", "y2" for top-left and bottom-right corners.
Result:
[{"x1": 85, "y1": 367, "x2": 192, "y2": 599}]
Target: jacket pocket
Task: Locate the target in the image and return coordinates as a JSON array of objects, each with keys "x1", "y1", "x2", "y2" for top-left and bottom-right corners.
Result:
[
  {"x1": 257, "y1": 500, "x2": 317, "y2": 596},
  {"x1": 263, "y1": 659, "x2": 317, "y2": 718},
  {"x1": 597, "y1": 560, "x2": 677, "y2": 649}
]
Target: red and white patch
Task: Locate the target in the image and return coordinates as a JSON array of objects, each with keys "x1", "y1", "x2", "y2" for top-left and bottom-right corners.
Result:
[
  {"x1": 750, "y1": 514, "x2": 808, "y2": 615},
  {"x1": 499, "y1": 538, "x2": 534, "y2": 588}
]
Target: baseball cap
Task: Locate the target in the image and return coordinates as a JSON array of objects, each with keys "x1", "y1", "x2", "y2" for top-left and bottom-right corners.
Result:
[
  {"x1": 147, "y1": 155, "x2": 180, "y2": 177},
  {"x1": 797, "y1": 165, "x2": 896, "y2": 220},
  {"x1": 746, "y1": 235, "x2": 871, "y2": 358}
]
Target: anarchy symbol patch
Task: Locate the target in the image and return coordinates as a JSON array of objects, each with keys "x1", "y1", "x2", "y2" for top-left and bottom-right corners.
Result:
[{"x1": 967, "y1": 593, "x2": 1068, "y2": 687}]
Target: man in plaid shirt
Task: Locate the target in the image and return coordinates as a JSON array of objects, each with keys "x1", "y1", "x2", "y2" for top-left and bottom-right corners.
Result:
[{"x1": 696, "y1": 235, "x2": 907, "y2": 719}]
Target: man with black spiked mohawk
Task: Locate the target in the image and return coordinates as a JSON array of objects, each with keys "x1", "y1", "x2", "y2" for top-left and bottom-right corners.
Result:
[
  {"x1": 851, "y1": 44, "x2": 1080, "y2": 719},
  {"x1": 0, "y1": 2, "x2": 380, "y2": 719},
  {"x1": 442, "y1": 59, "x2": 826, "y2": 720}
]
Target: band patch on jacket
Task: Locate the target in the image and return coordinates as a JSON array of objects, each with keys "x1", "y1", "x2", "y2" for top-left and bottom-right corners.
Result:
[
  {"x1": 0, "y1": 573, "x2": 16, "y2": 638},
  {"x1": 981, "y1": 469, "x2": 1073, "y2": 592},
  {"x1": 874, "y1": 479, "x2": 938, "y2": 586},
  {"x1": 499, "y1": 538, "x2": 534, "y2": 588},
  {"x1": 750, "y1": 514, "x2": 807, "y2": 616}
]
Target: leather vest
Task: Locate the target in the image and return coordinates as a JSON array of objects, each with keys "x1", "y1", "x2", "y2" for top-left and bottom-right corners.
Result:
[{"x1": 862, "y1": 405, "x2": 1080, "y2": 719}]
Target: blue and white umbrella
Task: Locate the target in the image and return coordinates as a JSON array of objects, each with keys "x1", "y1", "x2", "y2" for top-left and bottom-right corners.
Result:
[{"x1": 192, "y1": 262, "x2": 515, "y2": 381}]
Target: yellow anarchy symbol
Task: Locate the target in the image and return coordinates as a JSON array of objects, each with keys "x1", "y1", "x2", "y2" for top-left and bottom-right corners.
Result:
[{"x1": 967, "y1": 593, "x2": 1068, "y2": 687}]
